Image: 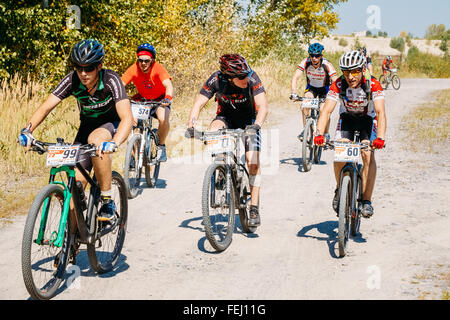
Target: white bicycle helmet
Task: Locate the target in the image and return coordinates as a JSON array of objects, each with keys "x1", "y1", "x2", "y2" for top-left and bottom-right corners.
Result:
[{"x1": 339, "y1": 50, "x2": 366, "y2": 70}]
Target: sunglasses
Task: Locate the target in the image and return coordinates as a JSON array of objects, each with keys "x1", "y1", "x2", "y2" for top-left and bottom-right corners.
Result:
[
  {"x1": 343, "y1": 69, "x2": 362, "y2": 76},
  {"x1": 138, "y1": 58, "x2": 153, "y2": 64},
  {"x1": 310, "y1": 54, "x2": 322, "y2": 58},
  {"x1": 75, "y1": 64, "x2": 97, "y2": 73},
  {"x1": 235, "y1": 74, "x2": 249, "y2": 80}
]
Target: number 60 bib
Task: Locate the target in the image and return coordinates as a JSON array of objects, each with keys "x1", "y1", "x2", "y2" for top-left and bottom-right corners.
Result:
[{"x1": 334, "y1": 142, "x2": 361, "y2": 162}]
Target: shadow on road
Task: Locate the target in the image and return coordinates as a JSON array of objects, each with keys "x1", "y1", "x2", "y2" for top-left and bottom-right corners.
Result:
[
  {"x1": 280, "y1": 157, "x2": 327, "y2": 172},
  {"x1": 179, "y1": 213, "x2": 259, "y2": 254},
  {"x1": 297, "y1": 220, "x2": 367, "y2": 259}
]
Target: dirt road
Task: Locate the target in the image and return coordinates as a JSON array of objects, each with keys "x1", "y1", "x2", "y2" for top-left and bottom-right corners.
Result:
[{"x1": 1, "y1": 79, "x2": 449, "y2": 300}]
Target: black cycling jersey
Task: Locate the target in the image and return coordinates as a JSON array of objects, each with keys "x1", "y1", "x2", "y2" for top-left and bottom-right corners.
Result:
[
  {"x1": 200, "y1": 71, "x2": 266, "y2": 129},
  {"x1": 52, "y1": 69, "x2": 128, "y2": 125}
]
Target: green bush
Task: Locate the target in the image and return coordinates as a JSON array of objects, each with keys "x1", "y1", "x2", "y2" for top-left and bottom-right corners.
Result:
[
  {"x1": 405, "y1": 50, "x2": 450, "y2": 78},
  {"x1": 390, "y1": 37, "x2": 405, "y2": 52},
  {"x1": 338, "y1": 38, "x2": 348, "y2": 47}
]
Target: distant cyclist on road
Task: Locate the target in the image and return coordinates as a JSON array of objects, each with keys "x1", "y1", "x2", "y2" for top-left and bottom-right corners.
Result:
[
  {"x1": 19, "y1": 39, "x2": 133, "y2": 229},
  {"x1": 290, "y1": 42, "x2": 338, "y2": 142},
  {"x1": 186, "y1": 54, "x2": 269, "y2": 227},
  {"x1": 314, "y1": 50, "x2": 387, "y2": 218},
  {"x1": 382, "y1": 55, "x2": 397, "y2": 77},
  {"x1": 121, "y1": 43, "x2": 174, "y2": 162}
]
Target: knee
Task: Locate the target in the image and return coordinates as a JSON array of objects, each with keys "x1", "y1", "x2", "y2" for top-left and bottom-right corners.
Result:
[{"x1": 248, "y1": 164, "x2": 259, "y2": 176}]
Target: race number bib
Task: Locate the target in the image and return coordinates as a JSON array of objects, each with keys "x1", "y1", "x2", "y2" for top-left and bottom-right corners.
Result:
[
  {"x1": 301, "y1": 98, "x2": 320, "y2": 109},
  {"x1": 46, "y1": 145, "x2": 80, "y2": 167},
  {"x1": 131, "y1": 103, "x2": 151, "y2": 120},
  {"x1": 205, "y1": 135, "x2": 235, "y2": 154},
  {"x1": 334, "y1": 142, "x2": 361, "y2": 162}
]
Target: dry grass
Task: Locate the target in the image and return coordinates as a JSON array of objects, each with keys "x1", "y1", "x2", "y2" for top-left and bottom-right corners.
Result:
[{"x1": 401, "y1": 89, "x2": 450, "y2": 153}]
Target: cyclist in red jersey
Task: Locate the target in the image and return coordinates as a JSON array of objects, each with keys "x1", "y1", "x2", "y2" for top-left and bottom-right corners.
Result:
[
  {"x1": 382, "y1": 55, "x2": 397, "y2": 76},
  {"x1": 121, "y1": 43, "x2": 173, "y2": 162},
  {"x1": 314, "y1": 50, "x2": 386, "y2": 218}
]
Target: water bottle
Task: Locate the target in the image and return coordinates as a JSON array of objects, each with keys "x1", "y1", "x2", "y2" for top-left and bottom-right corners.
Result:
[{"x1": 76, "y1": 181, "x2": 87, "y2": 211}]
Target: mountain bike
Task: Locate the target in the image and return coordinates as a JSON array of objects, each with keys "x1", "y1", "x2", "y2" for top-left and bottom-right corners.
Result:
[
  {"x1": 295, "y1": 97, "x2": 326, "y2": 172},
  {"x1": 325, "y1": 132, "x2": 368, "y2": 257},
  {"x1": 21, "y1": 138, "x2": 128, "y2": 300},
  {"x1": 379, "y1": 68, "x2": 400, "y2": 90},
  {"x1": 187, "y1": 128, "x2": 257, "y2": 252},
  {"x1": 123, "y1": 100, "x2": 162, "y2": 198}
]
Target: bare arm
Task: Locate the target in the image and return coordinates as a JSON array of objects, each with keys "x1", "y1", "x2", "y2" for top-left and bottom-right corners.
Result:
[
  {"x1": 254, "y1": 92, "x2": 268, "y2": 127},
  {"x1": 291, "y1": 69, "x2": 304, "y2": 94},
  {"x1": 112, "y1": 99, "x2": 133, "y2": 146},
  {"x1": 187, "y1": 94, "x2": 210, "y2": 127},
  {"x1": 373, "y1": 99, "x2": 386, "y2": 140},
  {"x1": 25, "y1": 93, "x2": 61, "y2": 132},
  {"x1": 316, "y1": 98, "x2": 337, "y2": 136},
  {"x1": 162, "y1": 78, "x2": 174, "y2": 98}
]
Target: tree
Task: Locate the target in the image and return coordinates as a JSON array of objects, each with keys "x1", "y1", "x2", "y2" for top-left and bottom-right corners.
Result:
[{"x1": 425, "y1": 24, "x2": 446, "y2": 40}]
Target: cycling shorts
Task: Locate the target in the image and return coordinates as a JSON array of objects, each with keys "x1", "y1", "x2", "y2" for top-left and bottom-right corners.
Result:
[
  {"x1": 212, "y1": 115, "x2": 261, "y2": 152},
  {"x1": 335, "y1": 113, "x2": 377, "y2": 142},
  {"x1": 74, "y1": 121, "x2": 119, "y2": 171},
  {"x1": 304, "y1": 85, "x2": 329, "y2": 99}
]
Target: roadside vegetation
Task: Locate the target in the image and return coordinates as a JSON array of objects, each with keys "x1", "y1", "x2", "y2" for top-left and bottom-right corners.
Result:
[{"x1": 401, "y1": 89, "x2": 450, "y2": 153}]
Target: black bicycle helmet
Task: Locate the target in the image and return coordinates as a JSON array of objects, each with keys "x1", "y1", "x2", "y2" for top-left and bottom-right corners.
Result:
[
  {"x1": 219, "y1": 54, "x2": 252, "y2": 78},
  {"x1": 71, "y1": 39, "x2": 105, "y2": 66}
]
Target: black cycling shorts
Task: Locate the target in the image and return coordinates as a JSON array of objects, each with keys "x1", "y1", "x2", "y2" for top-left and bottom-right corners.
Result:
[
  {"x1": 212, "y1": 115, "x2": 261, "y2": 152},
  {"x1": 304, "y1": 85, "x2": 329, "y2": 99},
  {"x1": 335, "y1": 113, "x2": 377, "y2": 142},
  {"x1": 74, "y1": 121, "x2": 119, "y2": 171}
]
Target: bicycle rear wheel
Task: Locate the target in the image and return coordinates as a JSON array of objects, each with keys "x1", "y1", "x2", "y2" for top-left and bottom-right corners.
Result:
[
  {"x1": 338, "y1": 175, "x2": 352, "y2": 257},
  {"x1": 22, "y1": 184, "x2": 71, "y2": 300},
  {"x1": 124, "y1": 134, "x2": 143, "y2": 199},
  {"x1": 313, "y1": 145, "x2": 322, "y2": 164},
  {"x1": 391, "y1": 75, "x2": 401, "y2": 90},
  {"x1": 87, "y1": 171, "x2": 128, "y2": 274},
  {"x1": 202, "y1": 164, "x2": 235, "y2": 251},
  {"x1": 378, "y1": 74, "x2": 387, "y2": 89},
  {"x1": 238, "y1": 172, "x2": 257, "y2": 234},
  {"x1": 302, "y1": 119, "x2": 314, "y2": 172},
  {"x1": 144, "y1": 128, "x2": 160, "y2": 188}
]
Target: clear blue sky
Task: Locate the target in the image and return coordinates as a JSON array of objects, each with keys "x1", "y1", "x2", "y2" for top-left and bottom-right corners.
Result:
[{"x1": 334, "y1": 0, "x2": 450, "y2": 37}]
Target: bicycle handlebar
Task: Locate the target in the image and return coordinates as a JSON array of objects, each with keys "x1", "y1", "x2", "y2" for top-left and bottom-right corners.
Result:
[
  {"x1": 290, "y1": 96, "x2": 326, "y2": 103},
  {"x1": 185, "y1": 127, "x2": 256, "y2": 141},
  {"x1": 30, "y1": 138, "x2": 98, "y2": 156}
]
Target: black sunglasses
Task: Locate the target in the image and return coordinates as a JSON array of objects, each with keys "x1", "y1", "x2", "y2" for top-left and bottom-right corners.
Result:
[
  {"x1": 310, "y1": 54, "x2": 322, "y2": 58},
  {"x1": 75, "y1": 64, "x2": 97, "y2": 72},
  {"x1": 235, "y1": 73, "x2": 250, "y2": 80},
  {"x1": 138, "y1": 58, "x2": 152, "y2": 64}
]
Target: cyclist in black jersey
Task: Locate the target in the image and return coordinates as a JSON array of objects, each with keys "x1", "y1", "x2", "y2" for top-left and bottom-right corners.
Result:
[
  {"x1": 19, "y1": 39, "x2": 133, "y2": 230},
  {"x1": 186, "y1": 54, "x2": 269, "y2": 226}
]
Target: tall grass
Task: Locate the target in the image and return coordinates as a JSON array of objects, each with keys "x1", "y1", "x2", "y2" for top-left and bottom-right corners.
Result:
[{"x1": 401, "y1": 89, "x2": 450, "y2": 153}]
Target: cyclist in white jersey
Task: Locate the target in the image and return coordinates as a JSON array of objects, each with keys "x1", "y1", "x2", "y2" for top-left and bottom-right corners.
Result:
[{"x1": 290, "y1": 43, "x2": 338, "y2": 141}]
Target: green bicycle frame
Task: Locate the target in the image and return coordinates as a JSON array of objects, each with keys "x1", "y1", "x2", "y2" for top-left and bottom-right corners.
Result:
[{"x1": 35, "y1": 166, "x2": 75, "y2": 248}]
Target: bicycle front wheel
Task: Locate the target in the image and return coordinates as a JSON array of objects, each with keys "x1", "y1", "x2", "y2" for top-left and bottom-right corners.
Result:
[
  {"x1": 87, "y1": 171, "x2": 128, "y2": 274},
  {"x1": 302, "y1": 119, "x2": 314, "y2": 172},
  {"x1": 351, "y1": 174, "x2": 362, "y2": 237},
  {"x1": 313, "y1": 145, "x2": 322, "y2": 164},
  {"x1": 202, "y1": 164, "x2": 235, "y2": 251},
  {"x1": 22, "y1": 184, "x2": 71, "y2": 300},
  {"x1": 144, "y1": 128, "x2": 160, "y2": 188},
  {"x1": 338, "y1": 175, "x2": 353, "y2": 257},
  {"x1": 391, "y1": 75, "x2": 401, "y2": 90},
  {"x1": 124, "y1": 134, "x2": 143, "y2": 199}
]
